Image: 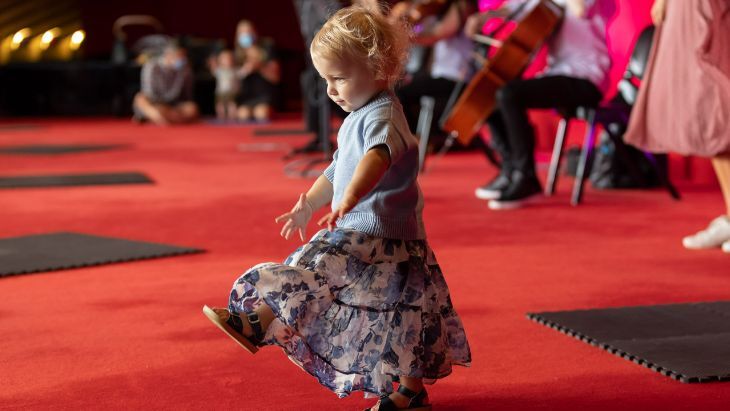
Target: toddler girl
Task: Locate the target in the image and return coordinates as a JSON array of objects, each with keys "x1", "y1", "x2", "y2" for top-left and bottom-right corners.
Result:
[{"x1": 204, "y1": 6, "x2": 471, "y2": 410}]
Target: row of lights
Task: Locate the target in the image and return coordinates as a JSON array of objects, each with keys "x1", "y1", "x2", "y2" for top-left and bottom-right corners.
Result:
[{"x1": 10, "y1": 27, "x2": 85, "y2": 51}]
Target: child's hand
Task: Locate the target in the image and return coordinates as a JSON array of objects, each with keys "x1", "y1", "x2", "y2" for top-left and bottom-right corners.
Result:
[
  {"x1": 275, "y1": 193, "x2": 313, "y2": 241},
  {"x1": 317, "y1": 192, "x2": 358, "y2": 232}
]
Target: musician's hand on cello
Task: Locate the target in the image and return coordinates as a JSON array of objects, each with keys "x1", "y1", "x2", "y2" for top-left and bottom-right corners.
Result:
[
  {"x1": 388, "y1": 1, "x2": 415, "y2": 24},
  {"x1": 463, "y1": 7, "x2": 508, "y2": 38}
]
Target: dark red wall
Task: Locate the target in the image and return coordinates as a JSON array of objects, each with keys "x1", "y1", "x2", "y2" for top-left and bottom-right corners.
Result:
[{"x1": 79, "y1": 0, "x2": 304, "y2": 59}]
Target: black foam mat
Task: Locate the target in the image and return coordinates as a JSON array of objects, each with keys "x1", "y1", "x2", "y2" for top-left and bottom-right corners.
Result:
[
  {"x1": 0, "y1": 172, "x2": 153, "y2": 189},
  {"x1": 0, "y1": 232, "x2": 204, "y2": 277},
  {"x1": 253, "y1": 128, "x2": 311, "y2": 136},
  {"x1": 528, "y1": 301, "x2": 730, "y2": 383},
  {"x1": 0, "y1": 144, "x2": 130, "y2": 155}
]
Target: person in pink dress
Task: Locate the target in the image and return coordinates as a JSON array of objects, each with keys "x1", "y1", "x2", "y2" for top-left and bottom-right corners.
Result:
[{"x1": 624, "y1": 0, "x2": 730, "y2": 253}]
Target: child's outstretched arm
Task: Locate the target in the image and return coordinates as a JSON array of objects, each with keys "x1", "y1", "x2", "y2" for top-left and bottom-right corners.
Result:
[
  {"x1": 318, "y1": 146, "x2": 391, "y2": 231},
  {"x1": 275, "y1": 174, "x2": 333, "y2": 241}
]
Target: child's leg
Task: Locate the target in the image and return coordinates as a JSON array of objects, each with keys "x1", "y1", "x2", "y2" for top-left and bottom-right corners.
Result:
[
  {"x1": 237, "y1": 105, "x2": 252, "y2": 121},
  {"x1": 226, "y1": 101, "x2": 238, "y2": 121},
  {"x1": 228, "y1": 279, "x2": 276, "y2": 338},
  {"x1": 369, "y1": 376, "x2": 428, "y2": 410},
  {"x1": 712, "y1": 154, "x2": 730, "y2": 215},
  {"x1": 216, "y1": 101, "x2": 225, "y2": 119},
  {"x1": 252, "y1": 103, "x2": 271, "y2": 121}
]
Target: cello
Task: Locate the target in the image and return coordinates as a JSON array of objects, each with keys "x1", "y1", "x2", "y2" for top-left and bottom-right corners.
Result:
[{"x1": 441, "y1": 0, "x2": 564, "y2": 145}]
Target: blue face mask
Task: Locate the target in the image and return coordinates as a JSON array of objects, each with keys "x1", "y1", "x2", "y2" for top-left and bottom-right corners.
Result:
[
  {"x1": 172, "y1": 58, "x2": 185, "y2": 70},
  {"x1": 238, "y1": 33, "x2": 254, "y2": 48}
]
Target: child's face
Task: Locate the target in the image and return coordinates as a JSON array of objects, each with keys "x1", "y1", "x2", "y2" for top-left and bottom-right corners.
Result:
[
  {"x1": 219, "y1": 52, "x2": 233, "y2": 67},
  {"x1": 312, "y1": 55, "x2": 384, "y2": 112}
]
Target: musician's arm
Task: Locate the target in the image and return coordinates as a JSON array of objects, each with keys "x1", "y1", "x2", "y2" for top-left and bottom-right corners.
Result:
[
  {"x1": 651, "y1": 0, "x2": 667, "y2": 25},
  {"x1": 463, "y1": 3, "x2": 514, "y2": 38},
  {"x1": 566, "y1": 0, "x2": 586, "y2": 18},
  {"x1": 412, "y1": 2, "x2": 463, "y2": 46}
]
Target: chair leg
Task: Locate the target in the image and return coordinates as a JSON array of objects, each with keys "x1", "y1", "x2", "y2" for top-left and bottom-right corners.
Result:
[
  {"x1": 606, "y1": 130, "x2": 650, "y2": 187},
  {"x1": 644, "y1": 152, "x2": 681, "y2": 200},
  {"x1": 572, "y1": 109, "x2": 597, "y2": 206},
  {"x1": 416, "y1": 96, "x2": 435, "y2": 173},
  {"x1": 545, "y1": 117, "x2": 569, "y2": 196}
]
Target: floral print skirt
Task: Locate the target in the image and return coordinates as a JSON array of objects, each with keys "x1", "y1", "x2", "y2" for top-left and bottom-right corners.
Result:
[{"x1": 228, "y1": 228, "x2": 471, "y2": 398}]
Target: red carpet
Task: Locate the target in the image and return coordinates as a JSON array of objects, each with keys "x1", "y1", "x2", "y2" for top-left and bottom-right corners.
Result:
[{"x1": 1, "y1": 119, "x2": 729, "y2": 410}]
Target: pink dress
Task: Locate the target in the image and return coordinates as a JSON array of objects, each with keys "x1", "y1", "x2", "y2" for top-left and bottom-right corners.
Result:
[{"x1": 625, "y1": 0, "x2": 730, "y2": 157}]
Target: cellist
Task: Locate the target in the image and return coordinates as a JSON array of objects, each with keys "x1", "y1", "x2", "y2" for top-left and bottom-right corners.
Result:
[
  {"x1": 395, "y1": 0, "x2": 480, "y2": 144},
  {"x1": 470, "y1": 0, "x2": 612, "y2": 210}
]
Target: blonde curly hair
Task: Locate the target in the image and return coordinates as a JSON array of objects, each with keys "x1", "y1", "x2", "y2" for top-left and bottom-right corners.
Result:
[{"x1": 310, "y1": 5, "x2": 410, "y2": 89}]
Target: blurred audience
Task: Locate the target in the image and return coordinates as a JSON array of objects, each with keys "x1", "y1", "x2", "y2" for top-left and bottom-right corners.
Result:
[
  {"x1": 133, "y1": 43, "x2": 199, "y2": 125},
  {"x1": 233, "y1": 20, "x2": 281, "y2": 122}
]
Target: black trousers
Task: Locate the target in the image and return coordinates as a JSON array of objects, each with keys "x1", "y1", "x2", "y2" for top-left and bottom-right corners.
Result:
[
  {"x1": 487, "y1": 75, "x2": 603, "y2": 177},
  {"x1": 397, "y1": 73, "x2": 459, "y2": 134}
]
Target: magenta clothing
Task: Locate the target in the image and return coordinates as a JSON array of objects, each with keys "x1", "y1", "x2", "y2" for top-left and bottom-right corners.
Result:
[{"x1": 625, "y1": 0, "x2": 730, "y2": 157}]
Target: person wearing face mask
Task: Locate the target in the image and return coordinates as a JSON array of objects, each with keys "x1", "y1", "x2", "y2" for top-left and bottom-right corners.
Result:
[
  {"x1": 133, "y1": 43, "x2": 199, "y2": 125},
  {"x1": 233, "y1": 20, "x2": 281, "y2": 122}
]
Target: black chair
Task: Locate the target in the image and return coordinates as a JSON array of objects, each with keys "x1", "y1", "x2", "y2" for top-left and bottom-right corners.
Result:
[{"x1": 545, "y1": 25, "x2": 680, "y2": 205}]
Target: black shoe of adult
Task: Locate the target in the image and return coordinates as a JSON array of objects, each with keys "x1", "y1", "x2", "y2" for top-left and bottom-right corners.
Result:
[
  {"x1": 475, "y1": 171, "x2": 511, "y2": 200},
  {"x1": 285, "y1": 139, "x2": 334, "y2": 159},
  {"x1": 488, "y1": 172, "x2": 542, "y2": 210}
]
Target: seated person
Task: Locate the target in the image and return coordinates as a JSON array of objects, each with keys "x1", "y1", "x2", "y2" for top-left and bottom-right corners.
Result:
[
  {"x1": 133, "y1": 43, "x2": 199, "y2": 125},
  {"x1": 395, "y1": 0, "x2": 478, "y2": 140},
  {"x1": 234, "y1": 20, "x2": 281, "y2": 122},
  {"x1": 468, "y1": 0, "x2": 611, "y2": 209}
]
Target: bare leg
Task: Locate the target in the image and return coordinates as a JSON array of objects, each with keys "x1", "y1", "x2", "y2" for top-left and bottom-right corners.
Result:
[
  {"x1": 237, "y1": 105, "x2": 252, "y2": 122},
  {"x1": 226, "y1": 101, "x2": 238, "y2": 121},
  {"x1": 175, "y1": 101, "x2": 199, "y2": 123},
  {"x1": 233, "y1": 304, "x2": 276, "y2": 338},
  {"x1": 216, "y1": 101, "x2": 225, "y2": 120},
  {"x1": 133, "y1": 93, "x2": 168, "y2": 125},
  {"x1": 712, "y1": 154, "x2": 730, "y2": 215},
  {"x1": 683, "y1": 154, "x2": 730, "y2": 250},
  {"x1": 253, "y1": 103, "x2": 271, "y2": 121}
]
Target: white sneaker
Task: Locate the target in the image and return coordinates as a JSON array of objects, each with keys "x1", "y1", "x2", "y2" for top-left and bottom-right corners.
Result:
[
  {"x1": 722, "y1": 240, "x2": 730, "y2": 254},
  {"x1": 475, "y1": 173, "x2": 511, "y2": 200},
  {"x1": 682, "y1": 216, "x2": 730, "y2": 249}
]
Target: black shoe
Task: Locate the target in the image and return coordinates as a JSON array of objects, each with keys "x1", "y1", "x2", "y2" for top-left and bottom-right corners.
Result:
[
  {"x1": 289, "y1": 139, "x2": 333, "y2": 155},
  {"x1": 284, "y1": 139, "x2": 334, "y2": 160},
  {"x1": 488, "y1": 171, "x2": 542, "y2": 210},
  {"x1": 475, "y1": 171, "x2": 511, "y2": 200},
  {"x1": 364, "y1": 385, "x2": 431, "y2": 411}
]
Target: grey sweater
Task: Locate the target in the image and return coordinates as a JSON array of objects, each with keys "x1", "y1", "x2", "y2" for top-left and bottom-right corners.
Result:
[{"x1": 324, "y1": 92, "x2": 425, "y2": 240}]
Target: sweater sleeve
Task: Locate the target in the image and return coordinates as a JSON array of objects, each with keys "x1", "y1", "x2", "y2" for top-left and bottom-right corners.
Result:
[
  {"x1": 323, "y1": 149, "x2": 338, "y2": 182},
  {"x1": 363, "y1": 119, "x2": 407, "y2": 165}
]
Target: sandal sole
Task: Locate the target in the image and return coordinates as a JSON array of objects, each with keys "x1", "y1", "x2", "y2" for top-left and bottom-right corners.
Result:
[{"x1": 202, "y1": 305, "x2": 259, "y2": 354}]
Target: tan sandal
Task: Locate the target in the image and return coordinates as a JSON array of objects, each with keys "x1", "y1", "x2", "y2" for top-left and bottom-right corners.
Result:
[{"x1": 202, "y1": 305, "x2": 265, "y2": 354}]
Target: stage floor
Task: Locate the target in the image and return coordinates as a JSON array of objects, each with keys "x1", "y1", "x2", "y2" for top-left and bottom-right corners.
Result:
[{"x1": 1, "y1": 118, "x2": 729, "y2": 410}]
